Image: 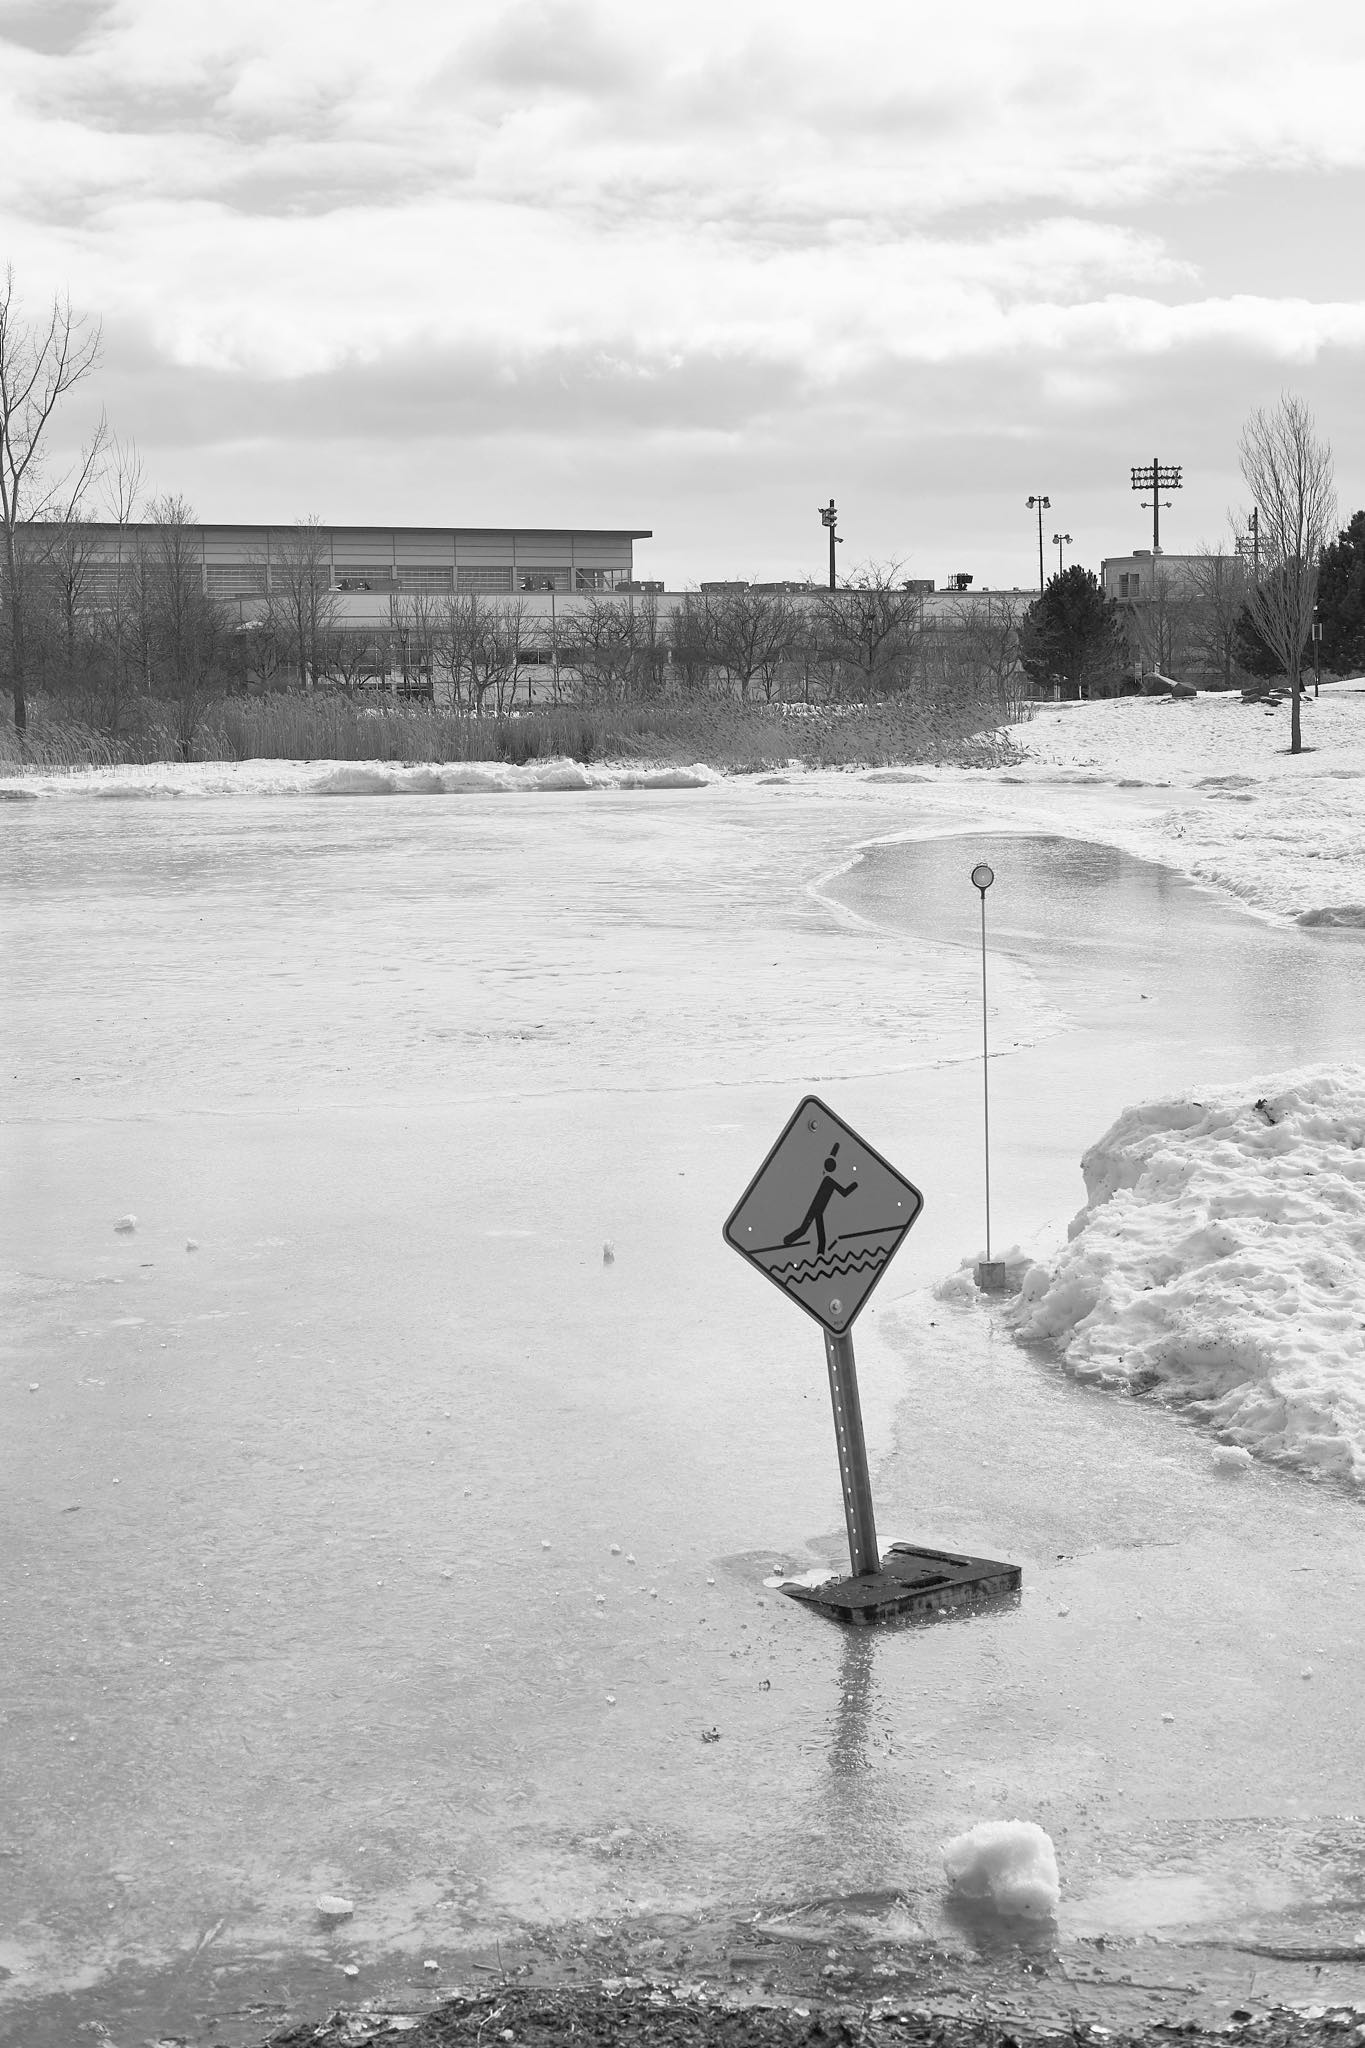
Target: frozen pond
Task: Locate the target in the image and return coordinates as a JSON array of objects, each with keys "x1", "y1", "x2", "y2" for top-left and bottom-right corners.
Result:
[{"x1": 3, "y1": 780, "x2": 1365, "y2": 2038}]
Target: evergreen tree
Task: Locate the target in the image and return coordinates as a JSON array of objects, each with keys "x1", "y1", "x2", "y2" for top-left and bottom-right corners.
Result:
[
  {"x1": 1317, "y1": 510, "x2": 1365, "y2": 677},
  {"x1": 1018, "y1": 565, "x2": 1124, "y2": 700}
]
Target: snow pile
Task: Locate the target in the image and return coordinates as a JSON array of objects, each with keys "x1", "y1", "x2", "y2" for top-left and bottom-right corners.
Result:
[
  {"x1": 0, "y1": 757, "x2": 716, "y2": 800},
  {"x1": 1012, "y1": 1067, "x2": 1365, "y2": 1484},
  {"x1": 942, "y1": 1820, "x2": 1060, "y2": 1919}
]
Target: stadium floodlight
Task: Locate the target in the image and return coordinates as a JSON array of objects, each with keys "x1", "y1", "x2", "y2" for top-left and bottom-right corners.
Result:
[
  {"x1": 1130, "y1": 457, "x2": 1183, "y2": 552},
  {"x1": 1052, "y1": 531, "x2": 1073, "y2": 574}
]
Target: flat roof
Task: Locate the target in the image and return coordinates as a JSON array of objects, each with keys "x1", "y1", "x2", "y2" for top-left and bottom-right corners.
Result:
[{"x1": 39, "y1": 521, "x2": 653, "y2": 539}]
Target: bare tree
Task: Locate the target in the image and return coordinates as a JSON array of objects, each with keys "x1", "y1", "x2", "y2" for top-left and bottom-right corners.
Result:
[
  {"x1": 693, "y1": 585, "x2": 795, "y2": 702},
  {"x1": 1122, "y1": 561, "x2": 1199, "y2": 682},
  {"x1": 97, "y1": 434, "x2": 146, "y2": 735},
  {"x1": 925, "y1": 593, "x2": 1026, "y2": 720},
  {"x1": 268, "y1": 516, "x2": 339, "y2": 689},
  {"x1": 1185, "y1": 545, "x2": 1248, "y2": 691},
  {"x1": 809, "y1": 563, "x2": 923, "y2": 702},
  {"x1": 0, "y1": 266, "x2": 105, "y2": 732},
  {"x1": 560, "y1": 594, "x2": 661, "y2": 704},
  {"x1": 390, "y1": 592, "x2": 442, "y2": 700},
  {"x1": 144, "y1": 494, "x2": 232, "y2": 757},
  {"x1": 1238, "y1": 393, "x2": 1336, "y2": 753}
]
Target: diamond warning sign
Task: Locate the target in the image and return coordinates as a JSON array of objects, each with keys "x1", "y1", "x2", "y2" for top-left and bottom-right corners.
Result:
[{"x1": 723, "y1": 1095, "x2": 924, "y2": 1337}]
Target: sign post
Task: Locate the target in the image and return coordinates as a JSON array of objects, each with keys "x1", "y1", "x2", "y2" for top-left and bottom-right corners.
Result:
[
  {"x1": 825, "y1": 1330, "x2": 879, "y2": 1576},
  {"x1": 724, "y1": 1095, "x2": 1021, "y2": 1625}
]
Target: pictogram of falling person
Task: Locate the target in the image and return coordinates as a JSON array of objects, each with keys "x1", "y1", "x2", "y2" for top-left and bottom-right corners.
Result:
[{"x1": 782, "y1": 1143, "x2": 857, "y2": 1257}]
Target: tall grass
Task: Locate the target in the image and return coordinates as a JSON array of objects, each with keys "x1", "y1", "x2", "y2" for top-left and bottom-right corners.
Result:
[{"x1": 1, "y1": 690, "x2": 1026, "y2": 775}]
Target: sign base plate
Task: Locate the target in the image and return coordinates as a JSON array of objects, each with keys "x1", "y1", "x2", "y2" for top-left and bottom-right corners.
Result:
[
  {"x1": 975, "y1": 1260, "x2": 1013, "y2": 1293},
  {"x1": 780, "y1": 1543, "x2": 1021, "y2": 1627}
]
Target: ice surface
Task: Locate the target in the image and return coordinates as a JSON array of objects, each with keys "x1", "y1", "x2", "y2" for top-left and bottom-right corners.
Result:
[
  {"x1": 7, "y1": 692, "x2": 1365, "y2": 2015},
  {"x1": 1012, "y1": 1067, "x2": 1365, "y2": 1484},
  {"x1": 942, "y1": 1819, "x2": 1060, "y2": 1919}
]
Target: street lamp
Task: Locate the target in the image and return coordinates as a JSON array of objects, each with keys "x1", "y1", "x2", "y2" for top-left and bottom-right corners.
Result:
[
  {"x1": 1052, "y1": 532, "x2": 1072, "y2": 574},
  {"x1": 1026, "y1": 494, "x2": 1050, "y2": 591},
  {"x1": 970, "y1": 861, "x2": 1008, "y2": 1293},
  {"x1": 1130, "y1": 456, "x2": 1182, "y2": 553},
  {"x1": 818, "y1": 499, "x2": 842, "y2": 591}
]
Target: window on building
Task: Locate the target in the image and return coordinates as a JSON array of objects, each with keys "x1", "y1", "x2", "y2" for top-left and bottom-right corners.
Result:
[
  {"x1": 457, "y1": 566, "x2": 514, "y2": 594},
  {"x1": 395, "y1": 566, "x2": 454, "y2": 594},
  {"x1": 518, "y1": 567, "x2": 570, "y2": 592},
  {"x1": 206, "y1": 563, "x2": 268, "y2": 598},
  {"x1": 574, "y1": 567, "x2": 627, "y2": 592},
  {"x1": 335, "y1": 565, "x2": 397, "y2": 591}
]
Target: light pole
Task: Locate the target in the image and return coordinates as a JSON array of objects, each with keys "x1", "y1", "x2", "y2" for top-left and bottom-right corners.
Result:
[
  {"x1": 1130, "y1": 456, "x2": 1182, "y2": 553},
  {"x1": 1026, "y1": 494, "x2": 1050, "y2": 591},
  {"x1": 1312, "y1": 606, "x2": 1323, "y2": 697},
  {"x1": 819, "y1": 499, "x2": 842, "y2": 590},
  {"x1": 971, "y1": 862, "x2": 1008, "y2": 1292},
  {"x1": 1052, "y1": 532, "x2": 1072, "y2": 575},
  {"x1": 530, "y1": 576, "x2": 559, "y2": 703}
]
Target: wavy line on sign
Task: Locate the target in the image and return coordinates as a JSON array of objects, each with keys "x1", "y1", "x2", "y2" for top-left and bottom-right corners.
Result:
[{"x1": 767, "y1": 1244, "x2": 891, "y2": 1285}]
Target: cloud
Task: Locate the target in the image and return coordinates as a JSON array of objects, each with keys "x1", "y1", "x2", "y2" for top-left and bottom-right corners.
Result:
[
  {"x1": 4, "y1": 0, "x2": 1364, "y2": 585},
  {"x1": 0, "y1": 0, "x2": 113, "y2": 56}
]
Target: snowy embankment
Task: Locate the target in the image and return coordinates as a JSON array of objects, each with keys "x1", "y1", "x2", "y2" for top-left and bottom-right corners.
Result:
[
  {"x1": 0, "y1": 757, "x2": 717, "y2": 798},
  {"x1": 1002, "y1": 1067, "x2": 1365, "y2": 1487},
  {"x1": 999, "y1": 681, "x2": 1365, "y2": 927}
]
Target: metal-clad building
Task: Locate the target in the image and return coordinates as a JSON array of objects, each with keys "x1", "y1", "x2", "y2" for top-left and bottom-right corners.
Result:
[{"x1": 73, "y1": 522, "x2": 652, "y2": 605}]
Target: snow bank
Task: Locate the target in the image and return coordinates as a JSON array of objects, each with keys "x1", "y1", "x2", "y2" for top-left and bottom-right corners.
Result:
[
  {"x1": 1011, "y1": 1067, "x2": 1365, "y2": 1484},
  {"x1": 0, "y1": 758, "x2": 716, "y2": 800},
  {"x1": 942, "y1": 1820, "x2": 1060, "y2": 1919}
]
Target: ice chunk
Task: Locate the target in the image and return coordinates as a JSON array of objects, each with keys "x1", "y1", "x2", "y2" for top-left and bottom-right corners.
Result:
[
  {"x1": 114, "y1": 1215, "x2": 137, "y2": 1233},
  {"x1": 942, "y1": 1819, "x2": 1060, "y2": 1919},
  {"x1": 315, "y1": 1893, "x2": 354, "y2": 1921}
]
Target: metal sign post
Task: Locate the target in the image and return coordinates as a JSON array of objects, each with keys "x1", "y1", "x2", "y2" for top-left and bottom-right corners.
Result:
[
  {"x1": 724, "y1": 1094, "x2": 1021, "y2": 1625},
  {"x1": 824, "y1": 1330, "x2": 878, "y2": 1576}
]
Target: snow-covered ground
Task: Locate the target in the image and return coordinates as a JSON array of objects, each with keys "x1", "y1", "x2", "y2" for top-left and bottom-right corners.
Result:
[{"x1": 991, "y1": 682, "x2": 1365, "y2": 926}]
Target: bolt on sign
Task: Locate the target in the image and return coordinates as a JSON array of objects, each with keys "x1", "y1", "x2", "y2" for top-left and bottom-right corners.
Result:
[{"x1": 723, "y1": 1096, "x2": 923, "y2": 1337}]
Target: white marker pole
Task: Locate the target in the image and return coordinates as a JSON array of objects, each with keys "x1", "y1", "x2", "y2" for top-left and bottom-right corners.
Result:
[{"x1": 971, "y1": 863, "x2": 996, "y2": 1267}]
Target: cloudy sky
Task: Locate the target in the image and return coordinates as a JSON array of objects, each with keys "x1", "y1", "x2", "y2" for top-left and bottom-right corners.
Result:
[{"x1": 2, "y1": 0, "x2": 1363, "y2": 588}]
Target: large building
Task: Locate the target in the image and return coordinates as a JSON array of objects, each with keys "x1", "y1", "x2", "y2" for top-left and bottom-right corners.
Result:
[{"x1": 67, "y1": 521, "x2": 653, "y2": 608}]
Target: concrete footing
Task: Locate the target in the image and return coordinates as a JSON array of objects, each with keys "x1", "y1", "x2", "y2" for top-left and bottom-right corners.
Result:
[{"x1": 975, "y1": 1260, "x2": 1012, "y2": 1292}]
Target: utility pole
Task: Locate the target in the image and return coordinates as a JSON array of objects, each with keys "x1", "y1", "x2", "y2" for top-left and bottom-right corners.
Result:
[
  {"x1": 1026, "y1": 494, "x2": 1050, "y2": 590},
  {"x1": 819, "y1": 499, "x2": 841, "y2": 590},
  {"x1": 1130, "y1": 456, "x2": 1182, "y2": 553},
  {"x1": 1052, "y1": 531, "x2": 1072, "y2": 575}
]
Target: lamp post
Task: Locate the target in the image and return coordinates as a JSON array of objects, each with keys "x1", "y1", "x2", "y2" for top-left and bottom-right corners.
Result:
[
  {"x1": 1130, "y1": 456, "x2": 1182, "y2": 553},
  {"x1": 819, "y1": 499, "x2": 842, "y2": 590},
  {"x1": 1026, "y1": 495, "x2": 1050, "y2": 591},
  {"x1": 1312, "y1": 607, "x2": 1322, "y2": 697},
  {"x1": 971, "y1": 862, "x2": 1008, "y2": 1292},
  {"x1": 1052, "y1": 532, "x2": 1072, "y2": 575}
]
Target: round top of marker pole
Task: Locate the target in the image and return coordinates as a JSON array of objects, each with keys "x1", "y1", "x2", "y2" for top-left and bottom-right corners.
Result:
[{"x1": 971, "y1": 863, "x2": 995, "y2": 892}]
